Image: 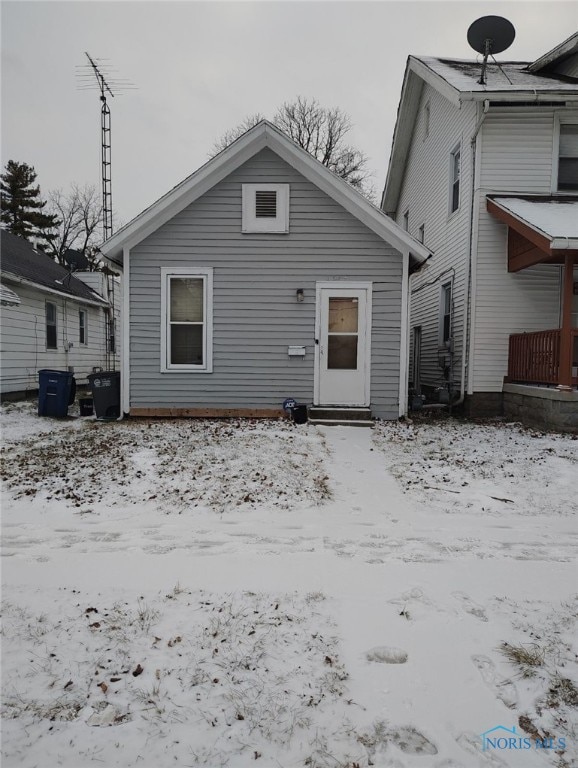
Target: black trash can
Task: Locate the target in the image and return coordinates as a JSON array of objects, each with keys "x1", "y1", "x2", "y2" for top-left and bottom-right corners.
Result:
[
  {"x1": 79, "y1": 397, "x2": 94, "y2": 417},
  {"x1": 87, "y1": 371, "x2": 121, "y2": 420},
  {"x1": 292, "y1": 404, "x2": 308, "y2": 424},
  {"x1": 38, "y1": 369, "x2": 76, "y2": 417}
]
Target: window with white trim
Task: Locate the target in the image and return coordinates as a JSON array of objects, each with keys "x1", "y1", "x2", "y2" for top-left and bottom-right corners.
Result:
[
  {"x1": 46, "y1": 301, "x2": 57, "y2": 349},
  {"x1": 440, "y1": 282, "x2": 452, "y2": 346},
  {"x1": 79, "y1": 309, "x2": 87, "y2": 345},
  {"x1": 557, "y1": 123, "x2": 578, "y2": 191},
  {"x1": 450, "y1": 145, "x2": 461, "y2": 213},
  {"x1": 242, "y1": 184, "x2": 289, "y2": 232},
  {"x1": 161, "y1": 268, "x2": 213, "y2": 372}
]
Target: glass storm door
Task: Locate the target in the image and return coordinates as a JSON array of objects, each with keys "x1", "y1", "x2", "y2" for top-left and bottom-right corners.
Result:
[{"x1": 316, "y1": 286, "x2": 370, "y2": 406}]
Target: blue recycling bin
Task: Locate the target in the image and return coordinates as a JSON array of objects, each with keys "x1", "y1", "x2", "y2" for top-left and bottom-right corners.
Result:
[{"x1": 38, "y1": 369, "x2": 76, "y2": 417}]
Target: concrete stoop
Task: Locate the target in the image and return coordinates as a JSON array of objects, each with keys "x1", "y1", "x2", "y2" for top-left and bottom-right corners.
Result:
[{"x1": 308, "y1": 407, "x2": 374, "y2": 427}]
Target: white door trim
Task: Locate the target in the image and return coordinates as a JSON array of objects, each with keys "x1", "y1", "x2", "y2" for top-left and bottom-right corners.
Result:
[{"x1": 314, "y1": 281, "x2": 372, "y2": 407}]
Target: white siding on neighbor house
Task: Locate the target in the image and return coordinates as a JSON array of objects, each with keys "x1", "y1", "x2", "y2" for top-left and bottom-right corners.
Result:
[
  {"x1": 395, "y1": 84, "x2": 477, "y2": 394},
  {"x1": 0, "y1": 283, "x2": 118, "y2": 395},
  {"x1": 129, "y1": 148, "x2": 404, "y2": 419},
  {"x1": 471, "y1": 107, "x2": 568, "y2": 392}
]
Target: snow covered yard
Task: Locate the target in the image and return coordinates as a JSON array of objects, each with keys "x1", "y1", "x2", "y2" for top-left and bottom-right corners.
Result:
[{"x1": 1, "y1": 403, "x2": 577, "y2": 767}]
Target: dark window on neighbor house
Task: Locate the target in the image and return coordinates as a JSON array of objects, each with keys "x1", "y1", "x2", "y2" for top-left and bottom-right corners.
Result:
[
  {"x1": 79, "y1": 309, "x2": 87, "y2": 345},
  {"x1": 423, "y1": 102, "x2": 430, "y2": 140},
  {"x1": 46, "y1": 301, "x2": 57, "y2": 349},
  {"x1": 450, "y1": 147, "x2": 461, "y2": 213},
  {"x1": 418, "y1": 224, "x2": 425, "y2": 244},
  {"x1": 441, "y1": 283, "x2": 452, "y2": 344},
  {"x1": 558, "y1": 124, "x2": 578, "y2": 191},
  {"x1": 403, "y1": 210, "x2": 409, "y2": 231}
]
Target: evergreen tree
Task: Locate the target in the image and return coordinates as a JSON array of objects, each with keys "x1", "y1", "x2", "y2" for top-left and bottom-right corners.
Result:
[{"x1": 0, "y1": 160, "x2": 60, "y2": 245}]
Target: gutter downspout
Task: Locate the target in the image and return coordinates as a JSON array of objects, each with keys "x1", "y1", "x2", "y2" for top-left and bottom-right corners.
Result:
[
  {"x1": 399, "y1": 250, "x2": 410, "y2": 418},
  {"x1": 453, "y1": 99, "x2": 489, "y2": 410}
]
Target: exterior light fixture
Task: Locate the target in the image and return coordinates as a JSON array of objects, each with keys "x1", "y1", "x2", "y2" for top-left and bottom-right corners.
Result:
[{"x1": 296, "y1": 288, "x2": 304, "y2": 302}]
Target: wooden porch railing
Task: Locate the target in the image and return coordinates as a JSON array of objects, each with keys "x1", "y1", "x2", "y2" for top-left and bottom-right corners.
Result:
[{"x1": 508, "y1": 329, "x2": 578, "y2": 386}]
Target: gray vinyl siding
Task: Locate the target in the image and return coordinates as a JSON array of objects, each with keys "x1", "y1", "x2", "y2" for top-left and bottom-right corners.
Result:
[
  {"x1": 472, "y1": 107, "x2": 568, "y2": 391},
  {"x1": 129, "y1": 148, "x2": 404, "y2": 418},
  {"x1": 396, "y1": 84, "x2": 477, "y2": 395},
  {"x1": 0, "y1": 283, "x2": 117, "y2": 395}
]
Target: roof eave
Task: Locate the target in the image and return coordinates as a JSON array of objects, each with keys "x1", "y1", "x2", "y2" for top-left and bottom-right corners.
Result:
[
  {"x1": 528, "y1": 31, "x2": 578, "y2": 73},
  {"x1": 0, "y1": 271, "x2": 109, "y2": 307},
  {"x1": 102, "y1": 119, "x2": 431, "y2": 267}
]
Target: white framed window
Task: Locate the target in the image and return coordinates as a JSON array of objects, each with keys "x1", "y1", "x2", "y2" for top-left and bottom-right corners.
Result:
[
  {"x1": 79, "y1": 309, "x2": 87, "y2": 345},
  {"x1": 242, "y1": 184, "x2": 289, "y2": 233},
  {"x1": 423, "y1": 101, "x2": 430, "y2": 140},
  {"x1": 557, "y1": 122, "x2": 578, "y2": 192},
  {"x1": 46, "y1": 301, "x2": 57, "y2": 349},
  {"x1": 439, "y1": 282, "x2": 452, "y2": 346},
  {"x1": 160, "y1": 267, "x2": 213, "y2": 373},
  {"x1": 449, "y1": 145, "x2": 461, "y2": 214}
]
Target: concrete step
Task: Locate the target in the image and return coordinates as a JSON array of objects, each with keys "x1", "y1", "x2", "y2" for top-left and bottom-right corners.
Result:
[
  {"x1": 308, "y1": 407, "x2": 372, "y2": 421},
  {"x1": 308, "y1": 407, "x2": 374, "y2": 427},
  {"x1": 309, "y1": 418, "x2": 375, "y2": 427}
]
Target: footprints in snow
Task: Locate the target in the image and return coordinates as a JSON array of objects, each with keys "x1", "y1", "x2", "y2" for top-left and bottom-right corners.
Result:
[
  {"x1": 472, "y1": 654, "x2": 518, "y2": 709},
  {"x1": 366, "y1": 646, "x2": 408, "y2": 664}
]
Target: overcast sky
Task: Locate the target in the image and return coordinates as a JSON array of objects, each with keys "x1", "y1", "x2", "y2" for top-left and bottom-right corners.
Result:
[{"x1": 2, "y1": 1, "x2": 577, "y2": 228}]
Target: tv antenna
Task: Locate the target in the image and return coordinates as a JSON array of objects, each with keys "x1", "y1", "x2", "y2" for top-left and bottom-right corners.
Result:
[
  {"x1": 76, "y1": 53, "x2": 136, "y2": 241},
  {"x1": 467, "y1": 16, "x2": 516, "y2": 85}
]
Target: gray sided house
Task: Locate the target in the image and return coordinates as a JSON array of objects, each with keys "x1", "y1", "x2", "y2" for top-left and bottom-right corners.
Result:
[
  {"x1": 1, "y1": 230, "x2": 120, "y2": 397},
  {"x1": 101, "y1": 121, "x2": 430, "y2": 420}
]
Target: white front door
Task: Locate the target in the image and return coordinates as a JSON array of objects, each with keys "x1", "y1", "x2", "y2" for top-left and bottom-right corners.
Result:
[{"x1": 315, "y1": 283, "x2": 371, "y2": 406}]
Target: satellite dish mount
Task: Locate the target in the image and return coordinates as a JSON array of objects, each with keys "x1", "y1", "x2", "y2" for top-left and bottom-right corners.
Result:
[{"x1": 467, "y1": 16, "x2": 516, "y2": 85}]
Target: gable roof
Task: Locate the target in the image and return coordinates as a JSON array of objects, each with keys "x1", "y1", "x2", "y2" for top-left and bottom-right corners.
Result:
[
  {"x1": 382, "y1": 34, "x2": 578, "y2": 215},
  {"x1": 100, "y1": 120, "x2": 431, "y2": 268},
  {"x1": 0, "y1": 230, "x2": 109, "y2": 306},
  {"x1": 529, "y1": 31, "x2": 578, "y2": 74}
]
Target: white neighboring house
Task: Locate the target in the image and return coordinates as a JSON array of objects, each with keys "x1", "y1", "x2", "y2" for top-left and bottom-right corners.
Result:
[
  {"x1": 382, "y1": 31, "x2": 578, "y2": 432},
  {"x1": 1, "y1": 230, "x2": 120, "y2": 398}
]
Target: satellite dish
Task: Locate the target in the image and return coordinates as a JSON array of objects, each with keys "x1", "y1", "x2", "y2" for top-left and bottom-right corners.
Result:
[
  {"x1": 467, "y1": 16, "x2": 516, "y2": 56},
  {"x1": 467, "y1": 16, "x2": 516, "y2": 85},
  {"x1": 64, "y1": 249, "x2": 89, "y2": 271}
]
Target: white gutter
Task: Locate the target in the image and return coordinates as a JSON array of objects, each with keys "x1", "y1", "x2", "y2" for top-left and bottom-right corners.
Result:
[
  {"x1": 398, "y1": 250, "x2": 410, "y2": 418},
  {"x1": 454, "y1": 100, "x2": 489, "y2": 409}
]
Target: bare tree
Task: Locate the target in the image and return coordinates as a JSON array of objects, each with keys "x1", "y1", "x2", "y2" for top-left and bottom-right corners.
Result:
[
  {"x1": 212, "y1": 97, "x2": 374, "y2": 198},
  {"x1": 44, "y1": 184, "x2": 104, "y2": 270}
]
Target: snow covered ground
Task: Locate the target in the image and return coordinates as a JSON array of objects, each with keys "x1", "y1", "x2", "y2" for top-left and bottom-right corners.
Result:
[{"x1": 1, "y1": 403, "x2": 577, "y2": 768}]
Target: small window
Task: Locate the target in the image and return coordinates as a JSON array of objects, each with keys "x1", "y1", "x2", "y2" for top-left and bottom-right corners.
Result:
[
  {"x1": 79, "y1": 309, "x2": 87, "y2": 345},
  {"x1": 450, "y1": 146, "x2": 461, "y2": 213},
  {"x1": 558, "y1": 124, "x2": 578, "y2": 191},
  {"x1": 46, "y1": 301, "x2": 57, "y2": 349},
  {"x1": 242, "y1": 184, "x2": 289, "y2": 233},
  {"x1": 423, "y1": 102, "x2": 430, "y2": 140},
  {"x1": 161, "y1": 268, "x2": 213, "y2": 372},
  {"x1": 403, "y1": 209, "x2": 409, "y2": 231},
  {"x1": 418, "y1": 224, "x2": 425, "y2": 244},
  {"x1": 440, "y1": 282, "x2": 452, "y2": 345}
]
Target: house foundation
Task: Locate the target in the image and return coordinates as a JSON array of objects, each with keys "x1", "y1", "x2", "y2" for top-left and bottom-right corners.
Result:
[{"x1": 502, "y1": 383, "x2": 578, "y2": 434}]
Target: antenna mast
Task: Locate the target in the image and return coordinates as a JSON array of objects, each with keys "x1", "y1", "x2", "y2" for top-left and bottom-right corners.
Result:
[
  {"x1": 84, "y1": 53, "x2": 114, "y2": 240},
  {"x1": 77, "y1": 54, "x2": 135, "y2": 242}
]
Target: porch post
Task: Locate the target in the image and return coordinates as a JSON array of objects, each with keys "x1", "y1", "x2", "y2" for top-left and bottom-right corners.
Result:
[{"x1": 558, "y1": 253, "x2": 575, "y2": 390}]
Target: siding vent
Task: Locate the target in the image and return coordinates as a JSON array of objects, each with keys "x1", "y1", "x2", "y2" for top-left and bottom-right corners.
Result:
[
  {"x1": 242, "y1": 184, "x2": 289, "y2": 232},
  {"x1": 255, "y1": 190, "x2": 277, "y2": 218}
]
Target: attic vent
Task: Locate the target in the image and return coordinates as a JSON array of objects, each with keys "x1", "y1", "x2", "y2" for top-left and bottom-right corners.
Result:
[
  {"x1": 242, "y1": 184, "x2": 290, "y2": 233},
  {"x1": 255, "y1": 190, "x2": 277, "y2": 218}
]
